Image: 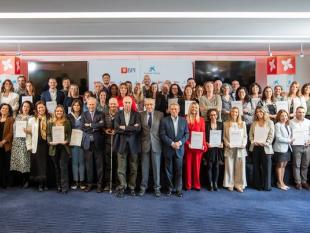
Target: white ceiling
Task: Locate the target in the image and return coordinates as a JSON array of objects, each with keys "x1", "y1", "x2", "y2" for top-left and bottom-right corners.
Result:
[{"x1": 1, "y1": 0, "x2": 310, "y2": 53}]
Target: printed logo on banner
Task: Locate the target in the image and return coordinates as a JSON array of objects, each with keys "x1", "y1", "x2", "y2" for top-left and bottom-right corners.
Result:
[
  {"x1": 121, "y1": 67, "x2": 136, "y2": 74},
  {"x1": 144, "y1": 65, "x2": 160, "y2": 75}
]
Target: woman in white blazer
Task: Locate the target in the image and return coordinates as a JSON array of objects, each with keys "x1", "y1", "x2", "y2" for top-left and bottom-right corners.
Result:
[
  {"x1": 223, "y1": 106, "x2": 248, "y2": 192},
  {"x1": 287, "y1": 81, "x2": 307, "y2": 118},
  {"x1": 273, "y1": 109, "x2": 293, "y2": 190},
  {"x1": 0, "y1": 79, "x2": 19, "y2": 116},
  {"x1": 26, "y1": 100, "x2": 50, "y2": 192},
  {"x1": 249, "y1": 106, "x2": 274, "y2": 191}
]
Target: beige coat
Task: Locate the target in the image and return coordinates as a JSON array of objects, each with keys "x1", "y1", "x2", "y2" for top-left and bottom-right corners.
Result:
[{"x1": 249, "y1": 120, "x2": 274, "y2": 154}]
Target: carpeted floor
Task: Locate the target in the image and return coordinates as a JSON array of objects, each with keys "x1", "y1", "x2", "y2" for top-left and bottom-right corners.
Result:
[{"x1": 0, "y1": 187, "x2": 309, "y2": 233}]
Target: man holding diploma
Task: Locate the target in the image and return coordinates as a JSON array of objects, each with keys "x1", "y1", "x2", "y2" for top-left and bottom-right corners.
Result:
[
  {"x1": 289, "y1": 106, "x2": 310, "y2": 190},
  {"x1": 160, "y1": 102, "x2": 189, "y2": 197}
]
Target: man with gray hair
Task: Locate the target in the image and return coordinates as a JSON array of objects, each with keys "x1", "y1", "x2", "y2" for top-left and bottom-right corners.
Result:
[{"x1": 138, "y1": 98, "x2": 164, "y2": 197}]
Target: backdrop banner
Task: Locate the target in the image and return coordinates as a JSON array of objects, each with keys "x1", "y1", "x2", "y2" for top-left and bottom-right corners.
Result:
[{"x1": 88, "y1": 59, "x2": 193, "y2": 90}]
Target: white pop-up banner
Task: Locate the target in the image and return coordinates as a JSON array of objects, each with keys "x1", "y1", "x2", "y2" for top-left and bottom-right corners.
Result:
[{"x1": 88, "y1": 59, "x2": 193, "y2": 90}]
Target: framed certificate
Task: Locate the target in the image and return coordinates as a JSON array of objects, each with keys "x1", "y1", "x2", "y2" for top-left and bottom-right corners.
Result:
[
  {"x1": 209, "y1": 130, "x2": 222, "y2": 147},
  {"x1": 190, "y1": 131, "x2": 203, "y2": 149},
  {"x1": 69, "y1": 129, "x2": 83, "y2": 147},
  {"x1": 52, "y1": 126, "x2": 65, "y2": 144},
  {"x1": 229, "y1": 129, "x2": 243, "y2": 148},
  {"x1": 22, "y1": 96, "x2": 33, "y2": 103},
  {"x1": 254, "y1": 126, "x2": 269, "y2": 143},
  {"x1": 231, "y1": 101, "x2": 243, "y2": 116},
  {"x1": 184, "y1": 100, "x2": 194, "y2": 115},
  {"x1": 15, "y1": 121, "x2": 27, "y2": 138},
  {"x1": 46, "y1": 101, "x2": 57, "y2": 114},
  {"x1": 276, "y1": 101, "x2": 289, "y2": 113}
]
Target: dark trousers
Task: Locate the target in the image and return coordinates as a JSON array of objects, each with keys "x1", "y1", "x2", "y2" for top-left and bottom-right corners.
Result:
[
  {"x1": 104, "y1": 143, "x2": 117, "y2": 186},
  {"x1": 52, "y1": 145, "x2": 69, "y2": 191},
  {"x1": 253, "y1": 146, "x2": 272, "y2": 190},
  {"x1": 165, "y1": 152, "x2": 183, "y2": 192},
  {"x1": 207, "y1": 160, "x2": 219, "y2": 186},
  {"x1": 84, "y1": 142, "x2": 103, "y2": 185},
  {"x1": 0, "y1": 149, "x2": 10, "y2": 188},
  {"x1": 117, "y1": 143, "x2": 138, "y2": 190}
]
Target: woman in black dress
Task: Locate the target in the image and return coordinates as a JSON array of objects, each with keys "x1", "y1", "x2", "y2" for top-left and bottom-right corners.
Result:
[{"x1": 205, "y1": 108, "x2": 224, "y2": 191}]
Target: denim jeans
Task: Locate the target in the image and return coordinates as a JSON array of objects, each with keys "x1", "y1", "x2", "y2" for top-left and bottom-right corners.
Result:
[{"x1": 71, "y1": 146, "x2": 85, "y2": 182}]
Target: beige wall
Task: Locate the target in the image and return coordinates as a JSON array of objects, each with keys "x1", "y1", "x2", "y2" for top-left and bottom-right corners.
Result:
[{"x1": 296, "y1": 56, "x2": 310, "y2": 85}]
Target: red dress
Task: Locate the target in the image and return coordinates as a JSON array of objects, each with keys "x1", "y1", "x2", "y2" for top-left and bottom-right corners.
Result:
[
  {"x1": 184, "y1": 117, "x2": 208, "y2": 190},
  {"x1": 116, "y1": 95, "x2": 138, "y2": 112}
]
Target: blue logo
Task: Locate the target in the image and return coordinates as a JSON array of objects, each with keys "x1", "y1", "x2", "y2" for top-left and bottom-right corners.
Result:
[{"x1": 145, "y1": 65, "x2": 160, "y2": 75}]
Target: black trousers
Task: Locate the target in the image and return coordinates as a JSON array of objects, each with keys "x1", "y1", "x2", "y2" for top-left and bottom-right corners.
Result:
[
  {"x1": 207, "y1": 160, "x2": 219, "y2": 185},
  {"x1": 52, "y1": 145, "x2": 69, "y2": 191},
  {"x1": 252, "y1": 146, "x2": 272, "y2": 190},
  {"x1": 0, "y1": 148, "x2": 10, "y2": 188},
  {"x1": 84, "y1": 142, "x2": 103, "y2": 185}
]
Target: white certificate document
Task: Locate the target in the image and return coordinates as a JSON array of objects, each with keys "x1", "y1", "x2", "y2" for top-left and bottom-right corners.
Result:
[
  {"x1": 191, "y1": 131, "x2": 203, "y2": 149},
  {"x1": 251, "y1": 98, "x2": 260, "y2": 109},
  {"x1": 292, "y1": 129, "x2": 308, "y2": 145},
  {"x1": 229, "y1": 129, "x2": 243, "y2": 148},
  {"x1": 184, "y1": 100, "x2": 194, "y2": 115},
  {"x1": 68, "y1": 107, "x2": 72, "y2": 114},
  {"x1": 46, "y1": 101, "x2": 57, "y2": 114},
  {"x1": 52, "y1": 126, "x2": 65, "y2": 144},
  {"x1": 254, "y1": 126, "x2": 269, "y2": 143},
  {"x1": 15, "y1": 121, "x2": 27, "y2": 138},
  {"x1": 69, "y1": 129, "x2": 83, "y2": 147},
  {"x1": 168, "y1": 98, "x2": 178, "y2": 107},
  {"x1": 209, "y1": 130, "x2": 222, "y2": 147},
  {"x1": 276, "y1": 101, "x2": 289, "y2": 113},
  {"x1": 22, "y1": 96, "x2": 33, "y2": 103},
  {"x1": 231, "y1": 101, "x2": 243, "y2": 116}
]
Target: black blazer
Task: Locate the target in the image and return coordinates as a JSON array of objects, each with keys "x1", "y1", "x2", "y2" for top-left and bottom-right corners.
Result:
[
  {"x1": 113, "y1": 110, "x2": 141, "y2": 155},
  {"x1": 40, "y1": 89, "x2": 65, "y2": 105},
  {"x1": 81, "y1": 110, "x2": 105, "y2": 150}
]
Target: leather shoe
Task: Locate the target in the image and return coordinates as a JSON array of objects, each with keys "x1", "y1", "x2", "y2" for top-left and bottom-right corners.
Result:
[
  {"x1": 103, "y1": 185, "x2": 110, "y2": 192},
  {"x1": 176, "y1": 191, "x2": 183, "y2": 197},
  {"x1": 84, "y1": 184, "x2": 92, "y2": 192},
  {"x1": 166, "y1": 191, "x2": 172, "y2": 197},
  {"x1": 116, "y1": 189, "x2": 124, "y2": 198},
  {"x1": 295, "y1": 183, "x2": 302, "y2": 190},
  {"x1": 302, "y1": 183, "x2": 310, "y2": 190},
  {"x1": 138, "y1": 190, "x2": 145, "y2": 197},
  {"x1": 155, "y1": 190, "x2": 161, "y2": 197},
  {"x1": 97, "y1": 185, "x2": 103, "y2": 193},
  {"x1": 130, "y1": 189, "x2": 136, "y2": 196}
]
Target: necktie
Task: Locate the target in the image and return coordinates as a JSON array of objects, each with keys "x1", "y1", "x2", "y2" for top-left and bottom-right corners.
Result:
[
  {"x1": 91, "y1": 112, "x2": 94, "y2": 122},
  {"x1": 148, "y1": 112, "x2": 152, "y2": 128}
]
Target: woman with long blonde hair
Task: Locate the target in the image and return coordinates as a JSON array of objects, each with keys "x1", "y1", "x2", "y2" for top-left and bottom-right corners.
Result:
[
  {"x1": 249, "y1": 106, "x2": 274, "y2": 191},
  {"x1": 47, "y1": 105, "x2": 72, "y2": 193},
  {"x1": 133, "y1": 82, "x2": 144, "y2": 112},
  {"x1": 184, "y1": 102, "x2": 207, "y2": 191},
  {"x1": 287, "y1": 81, "x2": 307, "y2": 118},
  {"x1": 223, "y1": 106, "x2": 248, "y2": 192}
]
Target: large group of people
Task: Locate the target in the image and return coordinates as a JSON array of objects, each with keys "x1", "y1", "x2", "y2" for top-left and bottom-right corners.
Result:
[{"x1": 0, "y1": 73, "x2": 309, "y2": 198}]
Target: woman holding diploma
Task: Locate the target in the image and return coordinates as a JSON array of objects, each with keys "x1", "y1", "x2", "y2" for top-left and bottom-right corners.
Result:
[
  {"x1": 205, "y1": 109, "x2": 223, "y2": 191},
  {"x1": 67, "y1": 99, "x2": 85, "y2": 190},
  {"x1": 223, "y1": 107, "x2": 248, "y2": 192},
  {"x1": 273, "y1": 110, "x2": 293, "y2": 190},
  {"x1": 26, "y1": 101, "x2": 50, "y2": 191},
  {"x1": 19, "y1": 81, "x2": 40, "y2": 109},
  {"x1": 47, "y1": 105, "x2": 71, "y2": 193},
  {"x1": 257, "y1": 86, "x2": 277, "y2": 121},
  {"x1": 0, "y1": 79, "x2": 19, "y2": 117},
  {"x1": 184, "y1": 102, "x2": 207, "y2": 191},
  {"x1": 0, "y1": 103, "x2": 13, "y2": 188},
  {"x1": 10, "y1": 101, "x2": 33, "y2": 188},
  {"x1": 249, "y1": 106, "x2": 274, "y2": 191}
]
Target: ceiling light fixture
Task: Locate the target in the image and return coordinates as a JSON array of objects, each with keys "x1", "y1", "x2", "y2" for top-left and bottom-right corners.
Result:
[
  {"x1": 268, "y1": 43, "x2": 273, "y2": 57},
  {"x1": 300, "y1": 43, "x2": 305, "y2": 58}
]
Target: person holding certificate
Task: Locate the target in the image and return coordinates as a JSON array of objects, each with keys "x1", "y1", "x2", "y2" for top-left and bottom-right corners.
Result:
[
  {"x1": 19, "y1": 81, "x2": 40, "y2": 110},
  {"x1": 47, "y1": 105, "x2": 72, "y2": 193},
  {"x1": 257, "y1": 86, "x2": 277, "y2": 121},
  {"x1": 0, "y1": 79, "x2": 19, "y2": 117},
  {"x1": 160, "y1": 102, "x2": 189, "y2": 197},
  {"x1": 10, "y1": 101, "x2": 33, "y2": 188},
  {"x1": 178, "y1": 85, "x2": 198, "y2": 117},
  {"x1": 273, "y1": 110, "x2": 293, "y2": 190},
  {"x1": 26, "y1": 101, "x2": 50, "y2": 192},
  {"x1": 249, "y1": 106, "x2": 275, "y2": 191},
  {"x1": 205, "y1": 109, "x2": 223, "y2": 191},
  {"x1": 199, "y1": 81, "x2": 222, "y2": 121},
  {"x1": 184, "y1": 102, "x2": 207, "y2": 191},
  {"x1": 40, "y1": 77, "x2": 65, "y2": 106},
  {"x1": 289, "y1": 106, "x2": 310, "y2": 190},
  {"x1": 67, "y1": 99, "x2": 85, "y2": 190},
  {"x1": 63, "y1": 84, "x2": 83, "y2": 114},
  {"x1": 235, "y1": 87, "x2": 254, "y2": 128},
  {"x1": 223, "y1": 106, "x2": 248, "y2": 192},
  {"x1": 0, "y1": 104, "x2": 13, "y2": 189}
]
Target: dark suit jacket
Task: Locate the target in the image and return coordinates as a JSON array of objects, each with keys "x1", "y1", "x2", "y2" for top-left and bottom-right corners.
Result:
[
  {"x1": 40, "y1": 89, "x2": 65, "y2": 105},
  {"x1": 81, "y1": 110, "x2": 105, "y2": 150},
  {"x1": 113, "y1": 110, "x2": 141, "y2": 154},
  {"x1": 140, "y1": 110, "x2": 163, "y2": 154},
  {"x1": 159, "y1": 116, "x2": 189, "y2": 158}
]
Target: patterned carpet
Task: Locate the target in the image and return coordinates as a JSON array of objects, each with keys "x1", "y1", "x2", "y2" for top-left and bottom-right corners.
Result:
[{"x1": 0, "y1": 187, "x2": 309, "y2": 233}]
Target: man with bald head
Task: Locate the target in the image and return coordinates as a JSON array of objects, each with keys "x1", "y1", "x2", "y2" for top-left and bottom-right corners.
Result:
[
  {"x1": 114, "y1": 96, "x2": 141, "y2": 197},
  {"x1": 81, "y1": 97, "x2": 105, "y2": 192}
]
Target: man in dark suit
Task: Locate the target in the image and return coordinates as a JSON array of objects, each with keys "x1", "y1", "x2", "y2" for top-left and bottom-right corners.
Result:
[
  {"x1": 138, "y1": 98, "x2": 163, "y2": 197},
  {"x1": 114, "y1": 96, "x2": 141, "y2": 197},
  {"x1": 40, "y1": 77, "x2": 65, "y2": 105},
  {"x1": 160, "y1": 102, "x2": 189, "y2": 197},
  {"x1": 81, "y1": 97, "x2": 105, "y2": 192}
]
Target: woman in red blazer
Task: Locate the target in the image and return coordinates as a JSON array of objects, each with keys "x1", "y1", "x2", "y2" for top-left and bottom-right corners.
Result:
[{"x1": 184, "y1": 102, "x2": 208, "y2": 191}]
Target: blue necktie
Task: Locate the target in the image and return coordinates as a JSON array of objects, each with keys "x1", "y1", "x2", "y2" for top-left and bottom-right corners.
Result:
[{"x1": 148, "y1": 112, "x2": 152, "y2": 129}]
